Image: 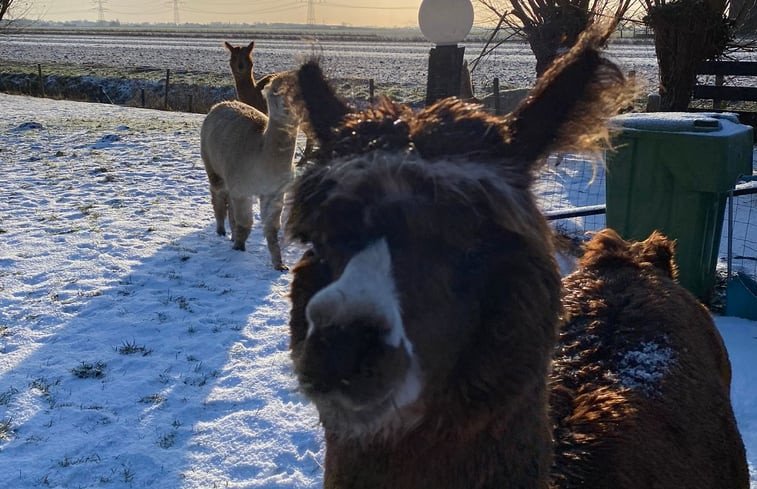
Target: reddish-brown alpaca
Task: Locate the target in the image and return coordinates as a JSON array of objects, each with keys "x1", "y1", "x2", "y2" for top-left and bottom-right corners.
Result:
[
  {"x1": 224, "y1": 41, "x2": 314, "y2": 164},
  {"x1": 285, "y1": 24, "x2": 748, "y2": 489},
  {"x1": 224, "y1": 41, "x2": 272, "y2": 114}
]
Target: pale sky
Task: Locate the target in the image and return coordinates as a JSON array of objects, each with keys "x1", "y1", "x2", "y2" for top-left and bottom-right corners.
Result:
[{"x1": 29, "y1": 0, "x2": 432, "y2": 28}]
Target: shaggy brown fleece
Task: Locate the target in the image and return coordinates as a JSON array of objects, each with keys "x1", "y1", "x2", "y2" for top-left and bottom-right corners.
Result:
[{"x1": 552, "y1": 229, "x2": 748, "y2": 488}]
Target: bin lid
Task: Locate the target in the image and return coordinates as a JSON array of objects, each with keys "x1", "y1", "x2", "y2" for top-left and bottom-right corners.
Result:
[
  {"x1": 608, "y1": 112, "x2": 753, "y2": 193},
  {"x1": 610, "y1": 112, "x2": 743, "y2": 134}
]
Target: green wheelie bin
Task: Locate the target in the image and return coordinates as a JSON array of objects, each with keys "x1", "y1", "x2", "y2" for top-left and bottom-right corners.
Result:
[{"x1": 605, "y1": 112, "x2": 753, "y2": 303}]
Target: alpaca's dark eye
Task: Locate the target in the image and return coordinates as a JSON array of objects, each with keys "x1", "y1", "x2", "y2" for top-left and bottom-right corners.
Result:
[
  {"x1": 331, "y1": 236, "x2": 365, "y2": 254},
  {"x1": 311, "y1": 242, "x2": 324, "y2": 260}
]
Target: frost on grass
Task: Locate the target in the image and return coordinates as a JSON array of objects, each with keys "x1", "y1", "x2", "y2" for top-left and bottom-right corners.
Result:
[{"x1": 71, "y1": 361, "x2": 107, "y2": 379}]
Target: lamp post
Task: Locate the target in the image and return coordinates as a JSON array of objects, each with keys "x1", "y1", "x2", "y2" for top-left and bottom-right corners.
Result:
[{"x1": 419, "y1": 0, "x2": 474, "y2": 106}]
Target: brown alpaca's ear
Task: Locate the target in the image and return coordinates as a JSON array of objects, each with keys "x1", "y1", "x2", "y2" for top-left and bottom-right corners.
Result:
[
  {"x1": 296, "y1": 60, "x2": 352, "y2": 151},
  {"x1": 246, "y1": 41, "x2": 254, "y2": 53},
  {"x1": 223, "y1": 41, "x2": 234, "y2": 52},
  {"x1": 636, "y1": 231, "x2": 678, "y2": 280},
  {"x1": 502, "y1": 23, "x2": 635, "y2": 165},
  {"x1": 583, "y1": 228, "x2": 628, "y2": 256}
]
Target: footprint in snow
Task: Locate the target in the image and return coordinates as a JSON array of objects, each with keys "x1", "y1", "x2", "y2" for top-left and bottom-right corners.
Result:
[
  {"x1": 13, "y1": 121, "x2": 44, "y2": 131},
  {"x1": 92, "y1": 134, "x2": 121, "y2": 148}
]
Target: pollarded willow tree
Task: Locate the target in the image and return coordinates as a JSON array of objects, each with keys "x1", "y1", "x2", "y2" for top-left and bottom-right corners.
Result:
[
  {"x1": 476, "y1": 0, "x2": 633, "y2": 76},
  {"x1": 0, "y1": 0, "x2": 12, "y2": 22},
  {"x1": 1, "y1": 0, "x2": 31, "y2": 27},
  {"x1": 642, "y1": 0, "x2": 755, "y2": 111}
]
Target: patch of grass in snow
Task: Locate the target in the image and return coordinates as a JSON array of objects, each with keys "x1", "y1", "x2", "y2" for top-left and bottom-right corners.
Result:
[
  {"x1": 121, "y1": 464, "x2": 136, "y2": 484},
  {"x1": 57, "y1": 453, "x2": 102, "y2": 468},
  {"x1": 0, "y1": 417, "x2": 15, "y2": 441},
  {"x1": 182, "y1": 359, "x2": 219, "y2": 387},
  {"x1": 139, "y1": 393, "x2": 166, "y2": 405},
  {"x1": 163, "y1": 291, "x2": 193, "y2": 312},
  {"x1": 0, "y1": 324, "x2": 9, "y2": 337},
  {"x1": 29, "y1": 377, "x2": 60, "y2": 402},
  {"x1": 71, "y1": 361, "x2": 107, "y2": 379},
  {"x1": 0, "y1": 387, "x2": 19, "y2": 406},
  {"x1": 115, "y1": 339, "x2": 153, "y2": 356},
  {"x1": 157, "y1": 431, "x2": 176, "y2": 449},
  {"x1": 77, "y1": 203, "x2": 100, "y2": 218}
]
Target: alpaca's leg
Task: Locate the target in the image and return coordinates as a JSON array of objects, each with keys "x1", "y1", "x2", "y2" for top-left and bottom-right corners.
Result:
[
  {"x1": 229, "y1": 195, "x2": 253, "y2": 251},
  {"x1": 258, "y1": 195, "x2": 267, "y2": 223},
  {"x1": 210, "y1": 186, "x2": 229, "y2": 236},
  {"x1": 260, "y1": 192, "x2": 287, "y2": 271},
  {"x1": 228, "y1": 203, "x2": 236, "y2": 237}
]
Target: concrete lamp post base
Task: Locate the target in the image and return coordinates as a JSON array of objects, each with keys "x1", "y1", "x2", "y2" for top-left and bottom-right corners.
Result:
[{"x1": 425, "y1": 44, "x2": 465, "y2": 106}]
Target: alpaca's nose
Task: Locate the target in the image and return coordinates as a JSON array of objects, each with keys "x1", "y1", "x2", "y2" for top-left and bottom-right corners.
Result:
[
  {"x1": 304, "y1": 238, "x2": 407, "y2": 349},
  {"x1": 298, "y1": 239, "x2": 418, "y2": 402},
  {"x1": 300, "y1": 319, "x2": 389, "y2": 395}
]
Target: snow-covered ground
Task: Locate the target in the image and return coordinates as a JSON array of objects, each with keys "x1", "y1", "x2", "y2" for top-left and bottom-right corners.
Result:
[{"x1": 0, "y1": 92, "x2": 755, "y2": 488}]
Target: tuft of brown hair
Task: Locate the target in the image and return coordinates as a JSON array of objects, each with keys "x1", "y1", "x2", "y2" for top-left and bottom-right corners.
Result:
[{"x1": 502, "y1": 23, "x2": 637, "y2": 163}]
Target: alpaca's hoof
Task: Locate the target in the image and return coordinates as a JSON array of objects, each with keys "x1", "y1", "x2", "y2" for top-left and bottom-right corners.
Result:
[
  {"x1": 216, "y1": 229, "x2": 226, "y2": 236},
  {"x1": 232, "y1": 243, "x2": 246, "y2": 251},
  {"x1": 274, "y1": 263, "x2": 289, "y2": 272}
]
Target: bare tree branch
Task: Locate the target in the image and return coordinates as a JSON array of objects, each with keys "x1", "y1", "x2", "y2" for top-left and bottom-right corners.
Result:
[
  {"x1": 475, "y1": 0, "x2": 633, "y2": 76},
  {"x1": 1, "y1": 0, "x2": 33, "y2": 28},
  {"x1": 0, "y1": 0, "x2": 13, "y2": 22}
]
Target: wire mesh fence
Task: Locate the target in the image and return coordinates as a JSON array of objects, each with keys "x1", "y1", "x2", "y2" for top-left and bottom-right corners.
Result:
[
  {"x1": 537, "y1": 154, "x2": 757, "y2": 289},
  {"x1": 728, "y1": 178, "x2": 757, "y2": 281}
]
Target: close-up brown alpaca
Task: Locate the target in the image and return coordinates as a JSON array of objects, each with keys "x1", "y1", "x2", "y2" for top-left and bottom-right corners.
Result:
[
  {"x1": 285, "y1": 24, "x2": 748, "y2": 489},
  {"x1": 553, "y1": 228, "x2": 748, "y2": 488}
]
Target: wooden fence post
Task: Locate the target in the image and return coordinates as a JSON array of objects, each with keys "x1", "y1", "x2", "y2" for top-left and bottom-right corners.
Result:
[
  {"x1": 164, "y1": 69, "x2": 171, "y2": 110},
  {"x1": 714, "y1": 73, "x2": 724, "y2": 110},
  {"x1": 188, "y1": 94, "x2": 193, "y2": 113},
  {"x1": 493, "y1": 77, "x2": 501, "y2": 116},
  {"x1": 369, "y1": 78, "x2": 375, "y2": 106},
  {"x1": 141, "y1": 88, "x2": 146, "y2": 108},
  {"x1": 37, "y1": 64, "x2": 46, "y2": 97}
]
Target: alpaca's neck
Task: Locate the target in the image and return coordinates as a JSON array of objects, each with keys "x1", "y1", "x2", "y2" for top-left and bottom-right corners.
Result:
[
  {"x1": 323, "y1": 390, "x2": 553, "y2": 489},
  {"x1": 233, "y1": 71, "x2": 267, "y2": 114},
  {"x1": 261, "y1": 107, "x2": 297, "y2": 165}
]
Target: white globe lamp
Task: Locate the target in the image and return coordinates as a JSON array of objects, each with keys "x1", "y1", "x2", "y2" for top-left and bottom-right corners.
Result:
[{"x1": 418, "y1": 0, "x2": 474, "y2": 46}]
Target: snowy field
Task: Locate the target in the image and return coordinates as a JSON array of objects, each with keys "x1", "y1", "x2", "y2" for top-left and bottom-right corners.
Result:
[
  {"x1": 0, "y1": 92, "x2": 756, "y2": 488},
  {"x1": 0, "y1": 32, "x2": 661, "y2": 96}
]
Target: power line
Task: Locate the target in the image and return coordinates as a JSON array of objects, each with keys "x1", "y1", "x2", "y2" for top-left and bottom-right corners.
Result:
[
  {"x1": 182, "y1": 3, "x2": 302, "y2": 16},
  {"x1": 322, "y1": 2, "x2": 417, "y2": 10}
]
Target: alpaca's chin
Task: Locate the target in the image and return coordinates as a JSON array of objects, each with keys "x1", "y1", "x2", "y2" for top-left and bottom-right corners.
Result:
[
  {"x1": 315, "y1": 392, "x2": 425, "y2": 440},
  {"x1": 310, "y1": 365, "x2": 425, "y2": 440}
]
